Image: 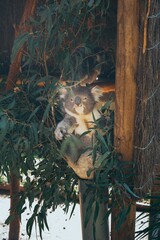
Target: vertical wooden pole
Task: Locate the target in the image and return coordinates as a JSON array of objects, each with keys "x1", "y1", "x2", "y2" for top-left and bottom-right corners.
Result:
[
  {"x1": 79, "y1": 180, "x2": 109, "y2": 240},
  {"x1": 111, "y1": 1, "x2": 139, "y2": 240}
]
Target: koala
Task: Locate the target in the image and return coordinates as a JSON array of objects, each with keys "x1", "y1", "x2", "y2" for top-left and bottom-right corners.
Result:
[{"x1": 54, "y1": 85, "x2": 103, "y2": 141}]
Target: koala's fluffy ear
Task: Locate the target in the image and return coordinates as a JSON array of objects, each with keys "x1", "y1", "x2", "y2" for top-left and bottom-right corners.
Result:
[
  {"x1": 59, "y1": 88, "x2": 67, "y2": 99},
  {"x1": 91, "y1": 85, "x2": 103, "y2": 102}
]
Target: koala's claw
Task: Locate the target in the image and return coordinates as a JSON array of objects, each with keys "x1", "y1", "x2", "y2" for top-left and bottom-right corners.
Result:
[{"x1": 55, "y1": 127, "x2": 67, "y2": 140}]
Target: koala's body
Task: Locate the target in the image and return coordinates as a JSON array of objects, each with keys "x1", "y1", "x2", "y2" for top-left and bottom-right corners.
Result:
[{"x1": 55, "y1": 85, "x2": 103, "y2": 141}]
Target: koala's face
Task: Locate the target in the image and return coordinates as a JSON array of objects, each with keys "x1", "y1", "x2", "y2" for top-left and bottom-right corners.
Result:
[{"x1": 63, "y1": 87, "x2": 96, "y2": 115}]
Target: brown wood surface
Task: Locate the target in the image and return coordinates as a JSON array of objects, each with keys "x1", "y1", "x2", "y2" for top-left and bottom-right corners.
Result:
[
  {"x1": 6, "y1": 0, "x2": 36, "y2": 91},
  {"x1": 111, "y1": 0, "x2": 139, "y2": 239},
  {"x1": 8, "y1": 173, "x2": 21, "y2": 240},
  {"x1": 4, "y1": 1, "x2": 37, "y2": 240}
]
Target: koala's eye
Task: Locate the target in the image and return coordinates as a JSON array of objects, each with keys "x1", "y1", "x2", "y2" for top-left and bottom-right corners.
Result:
[
  {"x1": 83, "y1": 97, "x2": 87, "y2": 101},
  {"x1": 70, "y1": 98, "x2": 74, "y2": 102}
]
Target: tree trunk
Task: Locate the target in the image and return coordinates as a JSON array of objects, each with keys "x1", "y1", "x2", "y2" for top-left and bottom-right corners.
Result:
[
  {"x1": 5, "y1": 1, "x2": 36, "y2": 239},
  {"x1": 0, "y1": 0, "x2": 26, "y2": 74},
  {"x1": 9, "y1": 173, "x2": 20, "y2": 240},
  {"x1": 111, "y1": 0, "x2": 139, "y2": 239},
  {"x1": 133, "y1": 0, "x2": 160, "y2": 196},
  {"x1": 6, "y1": 0, "x2": 36, "y2": 91}
]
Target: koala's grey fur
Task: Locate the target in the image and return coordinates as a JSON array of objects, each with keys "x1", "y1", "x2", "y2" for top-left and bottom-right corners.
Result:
[{"x1": 55, "y1": 85, "x2": 103, "y2": 141}]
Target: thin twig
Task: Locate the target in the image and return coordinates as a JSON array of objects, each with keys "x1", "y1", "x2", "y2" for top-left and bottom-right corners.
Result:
[{"x1": 143, "y1": 0, "x2": 151, "y2": 54}]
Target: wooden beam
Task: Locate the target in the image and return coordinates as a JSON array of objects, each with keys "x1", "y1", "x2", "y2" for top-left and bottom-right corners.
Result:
[{"x1": 111, "y1": 1, "x2": 139, "y2": 240}]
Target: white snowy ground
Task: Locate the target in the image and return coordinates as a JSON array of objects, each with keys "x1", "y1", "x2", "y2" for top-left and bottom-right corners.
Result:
[
  {"x1": 0, "y1": 195, "x2": 82, "y2": 240},
  {"x1": 0, "y1": 195, "x2": 148, "y2": 240}
]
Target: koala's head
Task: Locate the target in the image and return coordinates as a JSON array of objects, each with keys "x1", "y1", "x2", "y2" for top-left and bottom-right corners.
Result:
[{"x1": 59, "y1": 86, "x2": 103, "y2": 115}]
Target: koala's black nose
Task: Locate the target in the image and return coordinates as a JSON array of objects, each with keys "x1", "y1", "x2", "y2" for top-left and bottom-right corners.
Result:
[{"x1": 74, "y1": 96, "x2": 81, "y2": 106}]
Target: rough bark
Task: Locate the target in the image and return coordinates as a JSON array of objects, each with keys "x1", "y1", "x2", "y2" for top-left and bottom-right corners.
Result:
[
  {"x1": 133, "y1": 0, "x2": 160, "y2": 197},
  {"x1": 132, "y1": 1, "x2": 160, "y2": 238}
]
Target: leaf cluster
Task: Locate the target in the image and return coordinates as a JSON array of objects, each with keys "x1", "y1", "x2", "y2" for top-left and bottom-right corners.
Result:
[
  {"x1": 12, "y1": 0, "x2": 110, "y2": 82},
  {"x1": 0, "y1": 83, "x2": 78, "y2": 238},
  {"x1": 0, "y1": 0, "x2": 135, "y2": 238}
]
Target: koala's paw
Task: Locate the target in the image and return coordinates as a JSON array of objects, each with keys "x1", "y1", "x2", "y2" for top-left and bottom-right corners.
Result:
[{"x1": 55, "y1": 127, "x2": 67, "y2": 140}]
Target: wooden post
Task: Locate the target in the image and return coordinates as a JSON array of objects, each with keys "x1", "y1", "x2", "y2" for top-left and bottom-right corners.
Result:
[
  {"x1": 79, "y1": 180, "x2": 109, "y2": 240},
  {"x1": 111, "y1": 1, "x2": 139, "y2": 239}
]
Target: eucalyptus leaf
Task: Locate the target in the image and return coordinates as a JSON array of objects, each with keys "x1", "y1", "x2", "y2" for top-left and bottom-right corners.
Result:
[
  {"x1": 0, "y1": 1, "x2": 133, "y2": 239},
  {"x1": 11, "y1": 32, "x2": 30, "y2": 62}
]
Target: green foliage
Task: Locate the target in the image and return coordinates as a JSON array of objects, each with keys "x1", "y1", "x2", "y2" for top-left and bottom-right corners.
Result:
[
  {"x1": 0, "y1": 0, "x2": 137, "y2": 239},
  {"x1": 12, "y1": 0, "x2": 110, "y2": 81},
  {"x1": 0, "y1": 84, "x2": 78, "y2": 238}
]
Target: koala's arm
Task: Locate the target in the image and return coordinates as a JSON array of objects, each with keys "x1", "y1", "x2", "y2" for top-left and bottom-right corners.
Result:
[{"x1": 55, "y1": 114, "x2": 77, "y2": 140}]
